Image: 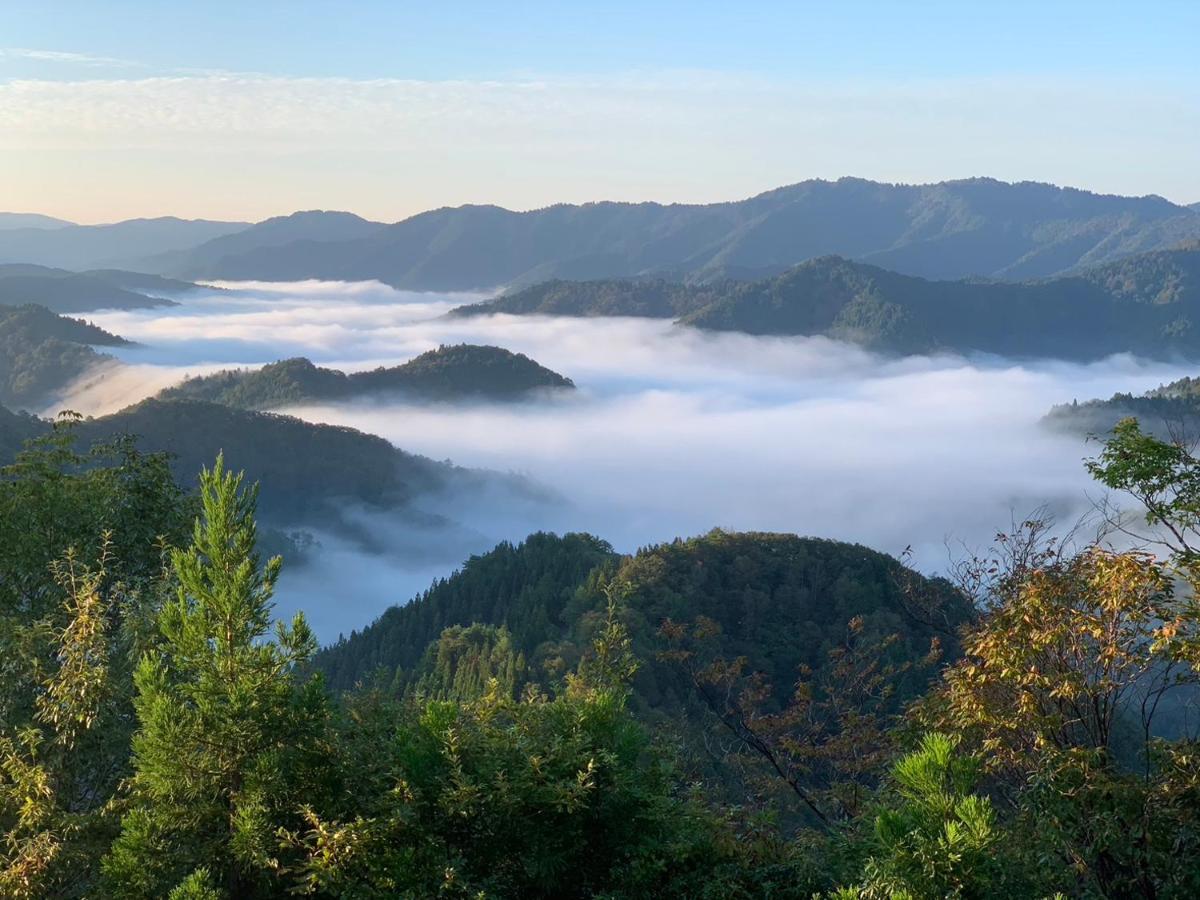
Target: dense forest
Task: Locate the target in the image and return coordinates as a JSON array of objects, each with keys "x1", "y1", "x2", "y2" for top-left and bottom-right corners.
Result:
[
  {"x1": 454, "y1": 246, "x2": 1200, "y2": 359},
  {"x1": 0, "y1": 304, "x2": 129, "y2": 409},
  {"x1": 159, "y1": 344, "x2": 575, "y2": 410},
  {"x1": 3, "y1": 413, "x2": 1200, "y2": 897},
  {"x1": 0, "y1": 398, "x2": 536, "y2": 544},
  {"x1": 315, "y1": 530, "x2": 969, "y2": 718}
]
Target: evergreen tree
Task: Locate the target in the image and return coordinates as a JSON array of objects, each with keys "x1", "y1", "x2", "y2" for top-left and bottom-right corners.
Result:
[{"x1": 103, "y1": 455, "x2": 328, "y2": 898}]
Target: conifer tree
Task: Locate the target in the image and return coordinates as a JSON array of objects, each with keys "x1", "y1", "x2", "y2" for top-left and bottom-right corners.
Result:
[{"x1": 103, "y1": 455, "x2": 327, "y2": 899}]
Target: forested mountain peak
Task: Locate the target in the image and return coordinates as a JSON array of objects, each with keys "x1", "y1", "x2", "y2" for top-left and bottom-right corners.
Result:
[
  {"x1": 158, "y1": 343, "x2": 574, "y2": 410},
  {"x1": 314, "y1": 527, "x2": 970, "y2": 707}
]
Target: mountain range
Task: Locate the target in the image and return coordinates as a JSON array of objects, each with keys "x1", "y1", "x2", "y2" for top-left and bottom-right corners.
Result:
[
  {"x1": 0, "y1": 212, "x2": 75, "y2": 230},
  {"x1": 0, "y1": 217, "x2": 248, "y2": 270},
  {"x1": 8, "y1": 178, "x2": 1200, "y2": 291},
  {"x1": 454, "y1": 246, "x2": 1200, "y2": 359}
]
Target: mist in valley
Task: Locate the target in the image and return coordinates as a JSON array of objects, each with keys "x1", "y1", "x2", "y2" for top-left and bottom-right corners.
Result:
[{"x1": 54, "y1": 279, "x2": 1198, "y2": 639}]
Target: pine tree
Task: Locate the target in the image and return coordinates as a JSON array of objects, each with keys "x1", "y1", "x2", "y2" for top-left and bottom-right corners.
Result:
[{"x1": 103, "y1": 455, "x2": 328, "y2": 899}]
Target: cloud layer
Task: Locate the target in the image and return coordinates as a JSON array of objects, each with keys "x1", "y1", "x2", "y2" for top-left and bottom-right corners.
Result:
[{"x1": 60, "y1": 280, "x2": 1198, "y2": 638}]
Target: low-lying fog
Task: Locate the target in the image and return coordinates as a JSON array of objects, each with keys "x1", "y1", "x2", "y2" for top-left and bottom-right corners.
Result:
[{"x1": 60, "y1": 280, "x2": 1198, "y2": 639}]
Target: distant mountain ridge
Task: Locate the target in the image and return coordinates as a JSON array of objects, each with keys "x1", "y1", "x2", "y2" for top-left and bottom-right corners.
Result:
[
  {"x1": 157, "y1": 344, "x2": 575, "y2": 409},
  {"x1": 135, "y1": 210, "x2": 386, "y2": 277},
  {"x1": 0, "y1": 212, "x2": 75, "y2": 231},
  {"x1": 0, "y1": 264, "x2": 199, "y2": 313},
  {"x1": 0, "y1": 217, "x2": 249, "y2": 270},
  {"x1": 453, "y1": 246, "x2": 1200, "y2": 360},
  {"x1": 142, "y1": 178, "x2": 1200, "y2": 290}
]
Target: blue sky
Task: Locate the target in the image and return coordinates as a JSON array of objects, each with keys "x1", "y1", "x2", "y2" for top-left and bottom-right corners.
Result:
[
  {"x1": 2, "y1": 1, "x2": 1198, "y2": 221},
  {"x1": 4, "y1": 1, "x2": 1199, "y2": 81}
]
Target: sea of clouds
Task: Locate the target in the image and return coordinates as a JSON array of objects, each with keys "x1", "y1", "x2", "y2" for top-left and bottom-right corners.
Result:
[{"x1": 55, "y1": 280, "x2": 1198, "y2": 639}]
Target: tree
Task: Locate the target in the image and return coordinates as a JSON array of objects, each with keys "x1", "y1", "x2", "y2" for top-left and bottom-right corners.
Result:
[
  {"x1": 281, "y1": 589, "x2": 793, "y2": 899},
  {"x1": 660, "y1": 614, "x2": 942, "y2": 830},
  {"x1": 917, "y1": 519, "x2": 1200, "y2": 896},
  {"x1": 103, "y1": 455, "x2": 328, "y2": 898},
  {"x1": 831, "y1": 733, "x2": 1015, "y2": 900},
  {"x1": 0, "y1": 427, "x2": 188, "y2": 898}
]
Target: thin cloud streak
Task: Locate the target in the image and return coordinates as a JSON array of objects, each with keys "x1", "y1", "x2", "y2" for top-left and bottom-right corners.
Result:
[
  {"x1": 0, "y1": 47, "x2": 145, "y2": 68},
  {"x1": 3, "y1": 71, "x2": 1197, "y2": 222}
]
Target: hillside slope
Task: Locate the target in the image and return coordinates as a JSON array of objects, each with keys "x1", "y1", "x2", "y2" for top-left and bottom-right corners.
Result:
[
  {"x1": 137, "y1": 210, "x2": 385, "y2": 276},
  {"x1": 156, "y1": 178, "x2": 1200, "y2": 289},
  {"x1": 0, "y1": 305, "x2": 129, "y2": 409},
  {"x1": 455, "y1": 247, "x2": 1200, "y2": 359},
  {"x1": 0, "y1": 264, "x2": 182, "y2": 312},
  {"x1": 314, "y1": 529, "x2": 971, "y2": 717},
  {"x1": 72, "y1": 398, "x2": 459, "y2": 524},
  {"x1": 1044, "y1": 374, "x2": 1200, "y2": 439},
  {"x1": 0, "y1": 217, "x2": 249, "y2": 270},
  {"x1": 159, "y1": 344, "x2": 575, "y2": 410}
]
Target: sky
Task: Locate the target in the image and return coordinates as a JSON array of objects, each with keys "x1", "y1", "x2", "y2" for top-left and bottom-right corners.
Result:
[{"x1": 2, "y1": 1, "x2": 1199, "y2": 223}]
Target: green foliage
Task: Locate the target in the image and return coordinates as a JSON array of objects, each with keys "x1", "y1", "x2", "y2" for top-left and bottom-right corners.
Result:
[
  {"x1": 408, "y1": 623, "x2": 528, "y2": 701},
  {"x1": 103, "y1": 455, "x2": 328, "y2": 898},
  {"x1": 0, "y1": 426, "x2": 190, "y2": 897},
  {"x1": 315, "y1": 532, "x2": 620, "y2": 693},
  {"x1": 285, "y1": 604, "x2": 808, "y2": 899},
  {"x1": 8, "y1": 402, "x2": 1200, "y2": 898},
  {"x1": 834, "y1": 733, "x2": 1010, "y2": 900},
  {"x1": 159, "y1": 344, "x2": 574, "y2": 411},
  {"x1": 1086, "y1": 417, "x2": 1200, "y2": 564},
  {"x1": 316, "y1": 529, "x2": 971, "y2": 833}
]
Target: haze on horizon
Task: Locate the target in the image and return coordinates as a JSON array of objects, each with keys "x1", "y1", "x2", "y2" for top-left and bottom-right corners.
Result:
[{"x1": 2, "y1": 0, "x2": 1199, "y2": 223}]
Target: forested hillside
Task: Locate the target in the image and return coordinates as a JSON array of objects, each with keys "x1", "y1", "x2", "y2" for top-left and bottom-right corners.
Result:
[
  {"x1": 0, "y1": 304, "x2": 128, "y2": 409},
  {"x1": 0, "y1": 397, "x2": 531, "y2": 540},
  {"x1": 1045, "y1": 371, "x2": 1200, "y2": 437},
  {"x1": 141, "y1": 177, "x2": 1200, "y2": 289},
  {"x1": 455, "y1": 246, "x2": 1200, "y2": 359},
  {"x1": 315, "y1": 530, "x2": 969, "y2": 712},
  {"x1": 74, "y1": 398, "x2": 468, "y2": 524},
  {"x1": 4, "y1": 420, "x2": 1200, "y2": 897},
  {"x1": 159, "y1": 344, "x2": 575, "y2": 410}
]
